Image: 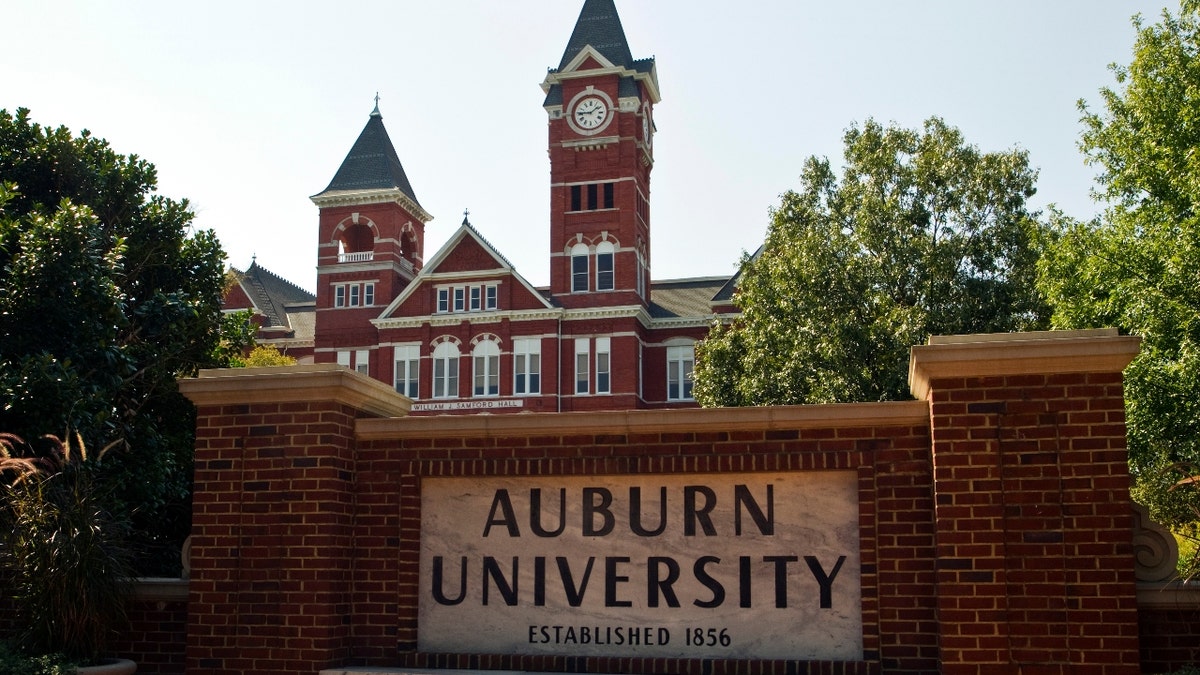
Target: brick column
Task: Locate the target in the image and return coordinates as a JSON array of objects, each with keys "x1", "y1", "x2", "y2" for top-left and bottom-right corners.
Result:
[
  {"x1": 910, "y1": 329, "x2": 1142, "y2": 675},
  {"x1": 178, "y1": 365, "x2": 410, "y2": 675}
]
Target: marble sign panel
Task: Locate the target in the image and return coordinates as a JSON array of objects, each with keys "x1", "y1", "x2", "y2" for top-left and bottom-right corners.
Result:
[{"x1": 418, "y1": 471, "x2": 861, "y2": 660}]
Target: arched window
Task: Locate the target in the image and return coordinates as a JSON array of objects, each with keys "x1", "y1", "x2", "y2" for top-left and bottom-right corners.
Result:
[
  {"x1": 571, "y1": 243, "x2": 590, "y2": 293},
  {"x1": 432, "y1": 341, "x2": 460, "y2": 399},
  {"x1": 596, "y1": 241, "x2": 615, "y2": 291},
  {"x1": 472, "y1": 339, "x2": 500, "y2": 397}
]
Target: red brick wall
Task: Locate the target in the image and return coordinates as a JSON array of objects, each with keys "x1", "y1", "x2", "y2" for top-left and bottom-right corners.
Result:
[
  {"x1": 926, "y1": 373, "x2": 1140, "y2": 675},
  {"x1": 170, "y1": 331, "x2": 1198, "y2": 675}
]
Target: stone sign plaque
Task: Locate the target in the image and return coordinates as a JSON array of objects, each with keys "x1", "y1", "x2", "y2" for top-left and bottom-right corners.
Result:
[{"x1": 418, "y1": 471, "x2": 861, "y2": 660}]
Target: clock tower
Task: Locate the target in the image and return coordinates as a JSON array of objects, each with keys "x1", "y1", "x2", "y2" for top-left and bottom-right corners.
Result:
[{"x1": 542, "y1": 0, "x2": 660, "y2": 310}]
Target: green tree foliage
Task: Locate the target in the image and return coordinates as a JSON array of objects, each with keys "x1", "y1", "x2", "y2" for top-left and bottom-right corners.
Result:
[
  {"x1": 0, "y1": 108, "x2": 229, "y2": 571},
  {"x1": 694, "y1": 117, "x2": 1049, "y2": 406},
  {"x1": 242, "y1": 345, "x2": 298, "y2": 367},
  {"x1": 1038, "y1": 4, "x2": 1200, "y2": 536}
]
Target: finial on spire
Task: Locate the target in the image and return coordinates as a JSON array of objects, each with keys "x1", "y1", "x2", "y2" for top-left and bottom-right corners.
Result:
[
  {"x1": 371, "y1": 92, "x2": 381, "y2": 116},
  {"x1": 462, "y1": 208, "x2": 471, "y2": 226}
]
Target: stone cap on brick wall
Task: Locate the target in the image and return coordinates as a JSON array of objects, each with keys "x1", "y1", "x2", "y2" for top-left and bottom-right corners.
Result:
[
  {"x1": 908, "y1": 328, "x2": 1141, "y2": 401},
  {"x1": 179, "y1": 363, "x2": 412, "y2": 418},
  {"x1": 356, "y1": 400, "x2": 929, "y2": 440}
]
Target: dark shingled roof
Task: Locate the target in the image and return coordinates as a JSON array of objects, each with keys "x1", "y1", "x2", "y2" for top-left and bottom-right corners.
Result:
[
  {"x1": 235, "y1": 261, "x2": 316, "y2": 330},
  {"x1": 558, "y1": 0, "x2": 635, "y2": 70},
  {"x1": 649, "y1": 277, "x2": 730, "y2": 320},
  {"x1": 316, "y1": 108, "x2": 422, "y2": 206}
]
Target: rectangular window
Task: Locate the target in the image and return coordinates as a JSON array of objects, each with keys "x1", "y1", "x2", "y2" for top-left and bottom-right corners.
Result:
[
  {"x1": 603, "y1": 182, "x2": 614, "y2": 209},
  {"x1": 334, "y1": 285, "x2": 346, "y2": 308},
  {"x1": 597, "y1": 251, "x2": 614, "y2": 291},
  {"x1": 513, "y1": 338, "x2": 541, "y2": 395},
  {"x1": 470, "y1": 286, "x2": 481, "y2": 312},
  {"x1": 336, "y1": 350, "x2": 351, "y2": 368},
  {"x1": 596, "y1": 337, "x2": 611, "y2": 395},
  {"x1": 437, "y1": 288, "x2": 450, "y2": 313},
  {"x1": 485, "y1": 284, "x2": 498, "y2": 310},
  {"x1": 572, "y1": 253, "x2": 589, "y2": 293},
  {"x1": 394, "y1": 345, "x2": 420, "y2": 399},
  {"x1": 434, "y1": 356, "x2": 459, "y2": 398},
  {"x1": 355, "y1": 349, "x2": 370, "y2": 375},
  {"x1": 474, "y1": 353, "x2": 499, "y2": 397},
  {"x1": 570, "y1": 185, "x2": 582, "y2": 212},
  {"x1": 350, "y1": 284, "x2": 361, "y2": 307},
  {"x1": 587, "y1": 183, "x2": 598, "y2": 210},
  {"x1": 364, "y1": 283, "x2": 375, "y2": 307},
  {"x1": 453, "y1": 287, "x2": 466, "y2": 312},
  {"x1": 575, "y1": 339, "x2": 590, "y2": 395},
  {"x1": 667, "y1": 345, "x2": 696, "y2": 401}
]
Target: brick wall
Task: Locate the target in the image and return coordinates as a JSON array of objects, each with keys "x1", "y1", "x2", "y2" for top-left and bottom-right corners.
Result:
[{"x1": 170, "y1": 329, "x2": 1199, "y2": 674}]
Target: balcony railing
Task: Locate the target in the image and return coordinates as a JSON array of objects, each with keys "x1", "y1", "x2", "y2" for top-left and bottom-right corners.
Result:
[{"x1": 338, "y1": 251, "x2": 374, "y2": 263}]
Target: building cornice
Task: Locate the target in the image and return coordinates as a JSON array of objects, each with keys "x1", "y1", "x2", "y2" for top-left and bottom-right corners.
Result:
[
  {"x1": 310, "y1": 188, "x2": 434, "y2": 223},
  {"x1": 373, "y1": 307, "x2": 565, "y2": 331}
]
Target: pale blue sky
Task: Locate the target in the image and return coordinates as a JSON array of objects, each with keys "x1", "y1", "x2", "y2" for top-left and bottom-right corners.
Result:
[{"x1": 5, "y1": 1, "x2": 1168, "y2": 291}]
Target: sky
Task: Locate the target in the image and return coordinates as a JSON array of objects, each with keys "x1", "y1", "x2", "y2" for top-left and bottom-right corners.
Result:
[{"x1": 5, "y1": 0, "x2": 1170, "y2": 293}]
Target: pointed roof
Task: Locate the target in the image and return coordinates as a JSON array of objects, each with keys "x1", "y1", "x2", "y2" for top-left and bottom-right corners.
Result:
[
  {"x1": 557, "y1": 0, "x2": 634, "y2": 70},
  {"x1": 314, "y1": 106, "x2": 423, "y2": 208},
  {"x1": 543, "y1": 0, "x2": 659, "y2": 109}
]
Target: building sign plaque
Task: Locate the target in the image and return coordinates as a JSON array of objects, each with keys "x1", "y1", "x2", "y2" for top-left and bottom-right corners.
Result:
[{"x1": 418, "y1": 472, "x2": 861, "y2": 660}]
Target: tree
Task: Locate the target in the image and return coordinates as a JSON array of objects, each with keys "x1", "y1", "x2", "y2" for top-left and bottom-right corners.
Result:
[
  {"x1": 694, "y1": 117, "x2": 1050, "y2": 407},
  {"x1": 0, "y1": 108, "x2": 229, "y2": 572},
  {"x1": 1038, "y1": 4, "x2": 1200, "y2": 542}
]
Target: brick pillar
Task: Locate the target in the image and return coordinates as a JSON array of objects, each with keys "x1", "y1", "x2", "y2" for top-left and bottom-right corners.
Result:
[
  {"x1": 910, "y1": 329, "x2": 1142, "y2": 675},
  {"x1": 178, "y1": 365, "x2": 410, "y2": 675}
]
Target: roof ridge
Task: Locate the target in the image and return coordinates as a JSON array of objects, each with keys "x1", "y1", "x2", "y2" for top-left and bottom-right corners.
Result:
[{"x1": 248, "y1": 261, "x2": 316, "y2": 301}]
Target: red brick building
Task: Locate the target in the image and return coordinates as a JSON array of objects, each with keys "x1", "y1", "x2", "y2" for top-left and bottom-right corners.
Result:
[{"x1": 225, "y1": 0, "x2": 738, "y2": 415}]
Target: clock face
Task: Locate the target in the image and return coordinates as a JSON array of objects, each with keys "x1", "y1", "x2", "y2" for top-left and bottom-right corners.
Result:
[{"x1": 573, "y1": 96, "x2": 608, "y2": 130}]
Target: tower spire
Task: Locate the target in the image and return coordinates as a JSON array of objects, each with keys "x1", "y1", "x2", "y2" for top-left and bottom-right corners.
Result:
[{"x1": 557, "y1": 0, "x2": 634, "y2": 70}]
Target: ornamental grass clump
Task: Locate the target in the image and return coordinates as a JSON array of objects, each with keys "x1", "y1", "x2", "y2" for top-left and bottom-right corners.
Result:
[{"x1": 0, "y1": 433, "x2": 134, "y2": 664}]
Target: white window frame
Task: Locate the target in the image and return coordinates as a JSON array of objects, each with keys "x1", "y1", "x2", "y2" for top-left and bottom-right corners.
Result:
[
  {"x1": 432, "y1": 341, "x2": 460, "y2": 399},
  {"x1": 571, "y1": 243, "x2": 590, "y2": 293},
  {"x1": 355, "y1": 349, "x2": 370, "y2": 375},
  {"x1": 469, "y1": 286, "x2": 482, "y2": 312},
  {"x1": 595, "y1": 337, "x2": 611, "y2": 394},
  {"x1": 596, "y1": 242, "x2": 615, "y2": 291},
  {"x1": 394, "y1": 344, "x2": 420, "y2": 399},
  {"x1": 437, "y1": 288, "x2": 450, "y2": 313},
  {"x1": 472, "y1": 339, "x2": 500, "y2": 397},
  {"x1": 453, "y1": 287, "x2": 466, "y2": 312},
  {"x1": 485, "y1": 284, "x2": 498, "y2": 310},
  {"x1": 667, "y1": 344, "x2": 696, "y2": 401},
  {"x1": 334, "y1": 285, "x2": 346, "y2": 308},
  {"x1": 364, "y1": 282, "x2": 375, "y2": 307},
  {"x1": 575, "y1": 338, "x2": 590, "y2": 395},
  {"x1": 336, "y1": 350, "x2": 351, "y2": 368},
  {"x1": 350, "y1": 284, "x2": 361, "y2": 307},
  {"x1": 513, "y1": 338, "x2": 541, "y2": 396}
]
